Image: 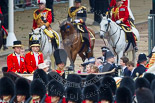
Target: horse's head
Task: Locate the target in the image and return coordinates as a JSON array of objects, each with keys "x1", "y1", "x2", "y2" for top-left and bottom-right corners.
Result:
[
  {"x1": 30, "y1": 28, "x2": 42, "y2": 41},
  {"x1": 60, "y1": 21, "x2": 75, "y2": 40},
  {"x1": 100, "y1": 15, "x2": 111, "y2": 39}
]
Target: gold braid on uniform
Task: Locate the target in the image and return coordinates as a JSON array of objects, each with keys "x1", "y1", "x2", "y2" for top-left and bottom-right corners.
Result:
[
  {"x1": 68, "y1": 6, "x2": 86, "y2": 20},
  {"x1": 33, "y1": 9, "x2": 41, "y2": 21}
]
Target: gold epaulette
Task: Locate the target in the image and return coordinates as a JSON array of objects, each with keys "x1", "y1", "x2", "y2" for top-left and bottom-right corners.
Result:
[
  {"x1": 45, "y1": 8, "x2": 51, "y2": 11},
  {"x1": 33, "y1": 9, "x2": 41, "y2": 20},
  {"x1": 81, "y1": 6, "x2": 86, "y2": 10}
]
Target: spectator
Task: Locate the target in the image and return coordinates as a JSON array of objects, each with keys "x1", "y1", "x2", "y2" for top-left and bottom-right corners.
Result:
[
  {"x1": 131, "y1": 53, "x2": 147, "y2": 78},
  {"x1": 97, "y1": 46, "x2": 109, "y2": 63},
  {"x1": 102, "y1": 51, "x2": 116, "y2": 72},
  {"x1": 126, "y1": 61, "x2": 135, "y2": 77},
  {"x1": 90, "y1": 65, "x2": 99, "y2": 73},
  {"x1": 95, "y1": 59, "x2": 103, "y2": 72},
  {"x1": 120, "y1": 56, "x2": 131, "y2": 76},
  {"x1": 38, "y1": 62, "x2": 50, "y2": 73},
  {"x1": 86, "y1": 64, "x2": 94, "y2": 73}
]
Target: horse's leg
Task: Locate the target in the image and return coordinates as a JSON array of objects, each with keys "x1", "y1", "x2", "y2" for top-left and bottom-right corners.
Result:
[
  {"x1": 79, "y1": 53, "x2": 86, "y2": 62},
  {"x1": 132, "y1": 49, "x2": 136, "y2": 65},
  {"x1": 70, "y1": 51, "x2": 78, "y2": 69}
]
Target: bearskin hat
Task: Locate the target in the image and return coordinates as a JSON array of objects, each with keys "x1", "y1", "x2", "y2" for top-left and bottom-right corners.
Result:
[
  {"x1": 15, "y1": 78, "x2": 30, "y2": 99},
  {"x1": 99, "y1": 85, "x2": 113, "y2": 103},
  {"x1": 85, "y1": 74, "x2": 101, "y2": 88},
  {"x1": 101, "y1": 76, "x2": 116, "y2": 95},
  {"x1": 135, "y1": 77, "x2": 150, "y2": 89},
  {"x1": 83, "y1": 84, "x2": 98, "y2": 102},
  {"x1": 136, "y1": 88, "x2": 154, "y2": 103},
  {"x1": 116, "y1": 87, "x2": 132, "y2": 103},
  {"x1": 33, "y1": 69, "x2": 48, "y2": 85},
  {"x1": 54, "y1": 49, "x2": 67, "y2": 65},
  {"x1": 47, "y1": 71, "x2": 63, "y2": 82},
  {"x1": 151, "y1": 79, "x2": 155, "y2": 93},
  {"x1": 67, "y1": 74, "x2": 82, "y2": 88},
  {"x1": 48, "y1": 80, "x2": 64, "y2": 98},
  {"x1": 65, "y1": 87, "x2": 82, "y2": 103},
  {"x1": 120, "y1": 77, "x2": 135, "y2": 96},
  {"x1": 0, "y1": 77, "x2": 15, "y2": 97},
  {"x1": 30, "y1": 79, "x2": 46, "y2": 99},
  {"x1": 144, "y1": 73, "x2": 155, "y2": 84}
]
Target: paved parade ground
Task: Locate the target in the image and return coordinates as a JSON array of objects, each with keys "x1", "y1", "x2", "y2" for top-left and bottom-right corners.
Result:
[{"x1": 0, "y1": 0, "x2": 152, "y2": 75}]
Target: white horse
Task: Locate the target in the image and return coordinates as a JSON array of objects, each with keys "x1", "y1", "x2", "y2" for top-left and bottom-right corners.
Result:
[
  {"x1": 30, "y1": 28, "x2": 61, "y2": 69},
  {"x1": 100, "y1": 16, "x2": 140, "y2": 64}
]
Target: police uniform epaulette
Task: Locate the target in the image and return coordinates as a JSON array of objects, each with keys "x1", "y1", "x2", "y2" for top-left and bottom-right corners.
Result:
[{"x1": 45, "y1": 8, "x2": 51, "y2": 11}]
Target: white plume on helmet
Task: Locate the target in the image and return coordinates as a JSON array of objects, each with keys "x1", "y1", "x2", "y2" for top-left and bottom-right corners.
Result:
[{"x1": 37, "y1": 0, "x2": 46, "y2": 4}]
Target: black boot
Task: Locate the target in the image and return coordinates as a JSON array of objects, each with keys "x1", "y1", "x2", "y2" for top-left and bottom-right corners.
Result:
[{"x1": 3, "y1": 39, "x2": 8, "y2": 50}]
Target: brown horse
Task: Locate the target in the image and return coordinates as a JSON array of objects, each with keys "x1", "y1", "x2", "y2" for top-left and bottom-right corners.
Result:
[{"x1": 60, "y1": 21, "x2": 95, "y2": 68}]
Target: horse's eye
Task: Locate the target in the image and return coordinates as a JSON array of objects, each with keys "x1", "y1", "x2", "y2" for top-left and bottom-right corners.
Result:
[{"x1": 105, "y1": 24, "x2": 108, "y2": 27}]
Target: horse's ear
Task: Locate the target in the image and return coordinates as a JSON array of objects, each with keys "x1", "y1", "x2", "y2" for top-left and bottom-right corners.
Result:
[
  {"x1": 32, "y1": 29, "x2": 34, "y2": 32},
  {"x1": 100, "y1": 14, "x2": 104, "y2": 19},
  {"x1": 39, "y1": 29, "x2": 41, "y2": 32}
]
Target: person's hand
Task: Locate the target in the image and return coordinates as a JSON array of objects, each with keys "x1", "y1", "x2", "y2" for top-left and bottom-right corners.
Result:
[
  {"x1": 116, "y1": 20, "x2": 121, "y2": 24},
  {"x1": 74, "y1": 19, "x2": 81, "y2": 23},
  {"x1": 40, "y1": 25, "x2": 46, "y2": 30}
]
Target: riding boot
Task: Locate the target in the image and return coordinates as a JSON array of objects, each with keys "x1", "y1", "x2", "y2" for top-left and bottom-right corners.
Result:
[
  {"x1": 131, "y1": 34, "x2": 138, "y2": 52},
  {"x1": 3, "y1": 38, "x2": 8, "y2": 50}
]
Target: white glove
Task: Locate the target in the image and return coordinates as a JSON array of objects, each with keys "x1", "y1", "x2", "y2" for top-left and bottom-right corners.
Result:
[
  {"x1": 74, "y1": 19, "x2": 81, "y2": 23},
  {"x1": 116, "y1": 20, "x2": 121, "y2": 24},
  {"x1": 41, "y1": 25, "x2": 46, "y2": 30}
]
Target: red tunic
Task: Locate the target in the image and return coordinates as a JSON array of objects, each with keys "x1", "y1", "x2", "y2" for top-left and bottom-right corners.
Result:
[
  {"x1": 7, "y1": 53, "x2": 27, "y2": 73},
  {"x1": 33, "y1": 8, "x2": 52, "y2": 29},
  {"x1": 112, "y1": 5, "x2": 130, "y2": 27},
  {"x1": 25, "y1": 51, "x2": 44, "y2": 73}
]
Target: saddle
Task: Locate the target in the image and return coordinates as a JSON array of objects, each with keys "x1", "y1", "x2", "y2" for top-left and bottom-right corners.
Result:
[
  {"x1": 75, "y1": 23, "x2": 95, "y2": 43},
  {"x1": 119, "y1": 24, "x2": 137, "y2": 42}
]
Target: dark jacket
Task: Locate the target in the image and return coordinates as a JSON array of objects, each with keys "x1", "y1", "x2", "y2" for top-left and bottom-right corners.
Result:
[
  {"x1": 131, "y1": 65, "x2": 146, "y2": 78},
  {"x1": 123, "y1": 67, "x2": 131, "y2": 76}
]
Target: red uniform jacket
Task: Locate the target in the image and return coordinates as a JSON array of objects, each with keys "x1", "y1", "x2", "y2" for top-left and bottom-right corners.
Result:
[
  {"x1": 25, "y1": 51, "x2": 44, "y2": 73},
  {"x1": 7, "y1": 53, "x2": 27, "y2": 73},
  {"x1": 33, "y1": 8, "x2": 52, "y2": 29},
  {"x1": 112, "y1": 5, "x2": 130, "y2": 27}
]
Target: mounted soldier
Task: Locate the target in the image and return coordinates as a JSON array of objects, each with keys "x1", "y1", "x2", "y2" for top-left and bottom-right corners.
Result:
[
  {"x1": 111, "y1": 0, "x2": 138, "y2": 51},
  {"x1": 67, "y1": 0, "x2": 91, "y2": 53},
  {"x1": 32, "y1": 0, "x2": 60, "y2": 49}
]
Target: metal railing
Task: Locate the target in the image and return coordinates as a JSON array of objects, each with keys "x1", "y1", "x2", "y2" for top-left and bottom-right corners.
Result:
[{"x1": 148, "y1": 14, "x2": 155, "y2": 53}]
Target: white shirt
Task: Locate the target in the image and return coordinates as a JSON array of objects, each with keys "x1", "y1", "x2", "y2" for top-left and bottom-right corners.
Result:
[
  {"x1": 122, "y1": 66, "x2": 127, "y2": 73},
  {"x1": 33, "y1": 52, "x2": 39, "y2": 66},
  {"x1": 15, "y1": 53, "x2": 20, "y2": 66},
  {"x1": 130, "y1": 68, "x2": 135, "y2": 76}
]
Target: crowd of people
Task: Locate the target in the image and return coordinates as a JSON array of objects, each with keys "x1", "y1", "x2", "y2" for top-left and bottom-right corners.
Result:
[{"x1": 1, "y1": 0, "x2": 155, "y2": 102}]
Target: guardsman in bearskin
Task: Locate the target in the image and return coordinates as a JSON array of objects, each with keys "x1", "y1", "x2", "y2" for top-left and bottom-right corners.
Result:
[
  {"x1": 116, "y1": 87, "x2": 132, "y2": 103},
  {"x1": 30, "y1": 79, "x2": 47, "y2": 103},
  {"x1": 48, "y1": 80, "x2": 66, "y2": 103},
  {"x1": 67, "y1": 0, "x2": 91, "y2": 53},
  {"x1": 98, "y1": 85, "x2": 113, "y2": 103},
  {"x1": 33, "y1": 0, "x2": 60, "y2": 49},
  {"x1": 7, "y1": 40, "x2": 27, "y2": 73},
  {"x1": 111, "y1": 0, "x2": 138, "y2": 51},
  {"x1": 83, "y1": 84, "x2": 99, "y2": 103},
  {"x1": 54, "y1": 49, "x2": 67, "y2": 77},
  {"x1": 66, "y1": 87, "x2": 82, "y2": 103},
  {"x1": 131, "y1": 53, "x2": 147, "y2": 78},
  {"x1": 14, "y1": 78, "x2": 30, "y2": 103},
  {"x1": 0, "y1": 6, "x2": 8, "y2": 50},
  {"x1": 25, "y1": 40, "x2": 44, "y2": 74},
  {"x1": 0, "y1": 77, "x2": 15, "y2": 103}
]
